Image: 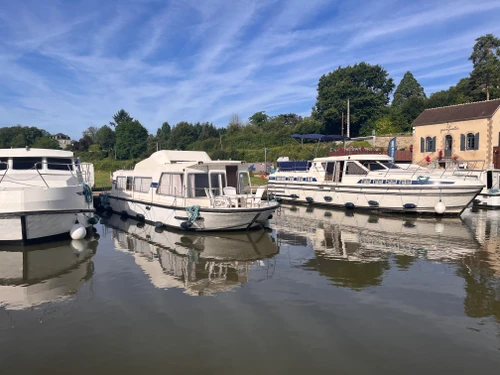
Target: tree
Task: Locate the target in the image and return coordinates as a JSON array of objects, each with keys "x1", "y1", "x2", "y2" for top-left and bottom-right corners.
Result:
[
  {"x1": 11, "y1": 133, "x2": 27, "y2": 148},
  {"x1": 114, "y1": 120, "x2": 148, "y2": 159},
  {"x1": 399, "y1": 96, "x2": 426, "y2": 125},
  {"x1": 293, "y1": 117, "x2": 324, "y2": 134},
  {"x1": 95, "y1": 125, "x2": 116, "y2": 151},
  {"x1": 156, "y1": 121, "x2": 171, "y2": 139},
  {"x1": 110, "y1": 109, "x2": 133, "y2": 128},
  {"x1": 275, "y1": 113, "x2": 303, "y2": 127},
  {"x1": 32, "y1": 136, "x2": 60, "y2": 149},
  {"x1": 169, "y1": 121, "x2": 197, "y2": 150},
  {"x1": 392, "y1": 71, "x2": 426, "y2": 108},
  {"x1": 469, "y1": 34, "x2": 500, "y2": 101},
  {"x1": 82, "y1": 126, "x2": 100, "y2": 143},
  {"x1": 248, "y1": 111, "x2": 269, "y2": 126},
  {"x1": 313, "y1": 62, "x2": 395, "y2": 136},
  {"x1": 198, "y1": 122, "x2": 218, "y2": 141}
]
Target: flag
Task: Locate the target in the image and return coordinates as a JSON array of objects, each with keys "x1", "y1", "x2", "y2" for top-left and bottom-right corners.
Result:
[{"x1": 388, "y1": 137, "x2": 396, "y2": 163}]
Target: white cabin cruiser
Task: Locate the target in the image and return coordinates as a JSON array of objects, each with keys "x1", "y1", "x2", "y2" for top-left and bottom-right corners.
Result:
[
  {"x1": 103, "y1": 150, "x2": 279, "y2": 231},
  {"x1": 398, "y1": 163, "x2": 500, "y2": 209},
  {"x1": 0, "y1": 148, "x2": 96, "y2": 245},
  {"x1": 268, "y1": 154, "x2": 484, "y2": 216}
]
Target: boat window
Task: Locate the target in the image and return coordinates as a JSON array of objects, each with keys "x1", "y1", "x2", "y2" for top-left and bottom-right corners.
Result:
[
  {"x1": 12, "y1": 157, "x2": 42, "y2": 170},
  {"x1": 126, "y1": 177, "x2": 134, "y2": 191},
  {"x1": 115, "y1": 176, "x2": 126, "y2": 191},
  {"x1": 238, "y1": 172, "x2": 251, "y2": 194},
  {"x1": 187, "y1": 173, "x2": 209, "y2": 198},
  {"x1": 0, "y1": 158, "x2": 7, "y2": 170},
  {"x1": 361, "y1": 161, "x2": 386, "y2": 171},
  {"x1": 134, "y1": 177, "x2": 152, "y2": 193},
  {"x1": 157, "y1": 173, "x2": 184, "y2": 196},
  {"x1": 325, "y1": 162, "x2": 335, "y2": 181},
  {"x1": 380, "y1": 162, "x2": 401, "y2": 169},
  {"x1": 210, "y1": 172, "x2": 226, "y2": 196},
  {"x1": 47, "y1": 158, "x2": 74, "y2": 171},
  {"x1": 345, "y1": 162, "x2": 367, "y2": 175}
]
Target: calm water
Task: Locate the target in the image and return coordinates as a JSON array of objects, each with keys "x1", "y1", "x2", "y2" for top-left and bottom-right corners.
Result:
[{"x1": 1, "y1": 206, "x2": 500, "y2": 374}]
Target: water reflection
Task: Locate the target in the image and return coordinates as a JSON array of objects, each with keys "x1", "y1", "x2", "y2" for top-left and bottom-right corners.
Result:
[
  {"x1": 0, "y1": 238, "x2": 98, "y2": 310},
  {"x1": 460, "y1": 210, "x2": 500, "y2": 321},
  {"x1": 274, "y1": 205, "x2": 500, "y2": 312},
  {"x1": 104, "y1": 214, "x2": 279, "y2": 296}
]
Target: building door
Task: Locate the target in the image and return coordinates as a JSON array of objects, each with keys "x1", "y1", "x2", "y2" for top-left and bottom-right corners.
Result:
[
  {"x1": 493, "y1": 147, "x2": 500, "y2": 169},
  {"x1": 445, "y1": 135, "x2": 453, "y2": 158}
]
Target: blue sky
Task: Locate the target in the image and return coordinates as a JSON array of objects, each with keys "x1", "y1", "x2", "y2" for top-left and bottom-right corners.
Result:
[{"x1": 1, "y1": 0, "x2": 500, "y2": 139}]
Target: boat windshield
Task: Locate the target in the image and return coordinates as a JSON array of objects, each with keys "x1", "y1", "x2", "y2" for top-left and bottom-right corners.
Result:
[
  {"x1": 380, "y1": 162, "x2": 401, "y2": 169},
  {"x1": 361, "y1": 161, "x2": 387, "y2": 171}
]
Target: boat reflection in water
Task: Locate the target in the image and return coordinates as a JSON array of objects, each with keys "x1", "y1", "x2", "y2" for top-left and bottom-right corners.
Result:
[
  {"x1": 273, "y1": 205, "x2": 481, "y2": 289},
  {"x1": 0, "y1": 237, "x2": 98, "y2": 310},
  {"x1": 105, "y1": 214, "x2": 279, "y2": 296},
  {"x1": 274, "y1": 205, "x2": 500, "y2": 322}
]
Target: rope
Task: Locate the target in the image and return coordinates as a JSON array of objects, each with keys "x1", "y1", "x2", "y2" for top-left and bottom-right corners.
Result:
[
  {"x1": 83, "y1": 184, "x2": 93, "y2": 205},
  {"x1": 186, "y1": 205, "x2": 200, "y2": 223}
]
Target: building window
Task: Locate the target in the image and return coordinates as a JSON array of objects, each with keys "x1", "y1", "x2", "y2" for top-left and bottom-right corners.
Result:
[
  {"x1": 426, "y1": 137, "x2": 433, "y2": 152},
  {"x1": 466, "y1": 133, "x2": 475, "y2": 150}
]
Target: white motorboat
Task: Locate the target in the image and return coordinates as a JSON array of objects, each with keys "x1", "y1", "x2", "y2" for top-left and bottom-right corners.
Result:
[
  {"x1": 103, "y1": 150, "x2": 279, "y2": 231},
  {"x1": 396, "y1": 163, "x2": 500, "y2": 209},
  {"x1": 268, "y1": 154, "x2": 484, "y2": 215},
  {"x1": 0, "y1": 238, "x2": 97, "y2": 310},
  {"x1": 106, "y1": 215, "x2": 279, "y2": 296},
  {"x1": 0, "y1": 148, "x2": 96, "y2": 245}
]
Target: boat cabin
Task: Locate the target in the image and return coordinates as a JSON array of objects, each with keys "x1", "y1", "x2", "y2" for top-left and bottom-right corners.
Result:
[
  {"x1": 0, "y1": 148, "x2": 75, "y2": 172},
  {"x1": 270, "y1": 155, "x2": 404, "y2": 184},
  {"x1": 112, "y1": 151, "x2": 252, "y2": 201}
]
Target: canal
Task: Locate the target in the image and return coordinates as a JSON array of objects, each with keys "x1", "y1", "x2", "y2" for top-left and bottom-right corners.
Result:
[{"x1": 1, "y1": 206, "x2": 500, "y2": 374}]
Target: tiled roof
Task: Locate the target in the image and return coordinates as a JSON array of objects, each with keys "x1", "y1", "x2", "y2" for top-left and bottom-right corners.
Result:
[{"x1": 412, "y1": 99, "x2": 500, "y2": 126}]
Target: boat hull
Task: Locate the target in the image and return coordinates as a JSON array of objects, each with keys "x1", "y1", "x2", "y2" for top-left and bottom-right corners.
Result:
[
  {"x1": 268, "y1": 182, "x2": 482, "y2": 215},
  {"x1": 105, "y1": 195, "x2": 279, "y2": 231},
  {"x1": 473, "y1": 192, "x2": 500, "y2": 209},
  {"x1": 0, "y1": 211, "x2": 93, "y2": 245}
]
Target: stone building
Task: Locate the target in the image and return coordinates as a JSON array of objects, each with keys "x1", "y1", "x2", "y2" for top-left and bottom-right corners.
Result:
[
  {"x1": 412, "y1": 99, "x2": 500, "y2": 168},
  {"x1": 51, "y1": 133, "x2": 72, "y2": 149}
]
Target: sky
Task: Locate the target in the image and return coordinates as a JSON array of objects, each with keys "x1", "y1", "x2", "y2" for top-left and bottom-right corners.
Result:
[{"x1": 1, "y1": 0, "x2": 500, "y2": 139}]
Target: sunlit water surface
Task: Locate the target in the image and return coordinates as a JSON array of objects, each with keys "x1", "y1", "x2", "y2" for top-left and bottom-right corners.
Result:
[{"x1": 1, "y1": 206, "x2": 500, "y2": 374}]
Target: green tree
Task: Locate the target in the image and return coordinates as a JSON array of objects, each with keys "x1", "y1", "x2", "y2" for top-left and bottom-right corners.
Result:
[
  {"x1": 169, "y1": 121, "x2": 197, "y2": 150},
  {"x1": 399, "y1": 96, "x2": 426, "y2": 125},
  {"x1": 11, "y1": 133, "x2": 27, "y2": 147},
  {"x1": 95, "y1": 125, "x2": 116, "y2": 151},
  {"x1": 110, "y1": 109, "x2": 133, "y2": 128},
  {"x1": 392, "y1": 71, "x2": 426, "y2": 108},
  {"x1": 32, "y1": 136, "x2": 60, "y2": 149},
  {"x1": 114, "y1": 120, "x2": 148, "y2": 159},
  {"x1": 198, "y1": 122, "x2": 218, "y2": 141},
  {"x1": 313, "y1": 62, "x2": 395, "y2": 136},
  {"x1": 82, "y1": 126, "x2": 99, "y2": 143},
  {"x1": 469, "y1": 34, "x2": 500, "y2": 101},
  {"x1": 275, "y1": 113, "x2": 303, "y2": 127},
  {"x1": 294, "y1": 117, "x2": 324, "y2": 134},
  {"x1": 248, "y1": 111, "x2": 269, "y2": 126}
]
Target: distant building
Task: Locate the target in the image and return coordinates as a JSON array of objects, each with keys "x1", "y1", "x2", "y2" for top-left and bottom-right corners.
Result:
[
  {"x1": 412, "y1": 99, "x2": 500, "y2": 168},
  {"x1": 51, "y1": 133, "x2": 72, "y2": 149}
]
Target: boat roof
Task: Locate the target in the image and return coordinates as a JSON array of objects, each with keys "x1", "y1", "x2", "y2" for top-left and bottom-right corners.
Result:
[
  {"x1": 314, "y1": 154, "x2": 392, "y2": 162},
  {"x1": 0, "y1": 148, "x2": 73, "y2": 158}
]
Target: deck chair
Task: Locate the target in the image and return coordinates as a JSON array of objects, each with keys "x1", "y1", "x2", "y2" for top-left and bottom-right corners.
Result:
[
  {"x1": 223, "y1": 186, "x2": 237, "y2": 207},
  {"x1": 248, "y1": 187, "x2": 265, "y2": 207},
  {"x1": 204, "y1": 188, "x2": 227, "y2": 208}
]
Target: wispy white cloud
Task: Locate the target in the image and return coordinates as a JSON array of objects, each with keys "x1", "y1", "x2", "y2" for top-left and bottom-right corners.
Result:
[{"x1": 1, "y1": 0, "x2": 500, "y2": 138}]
